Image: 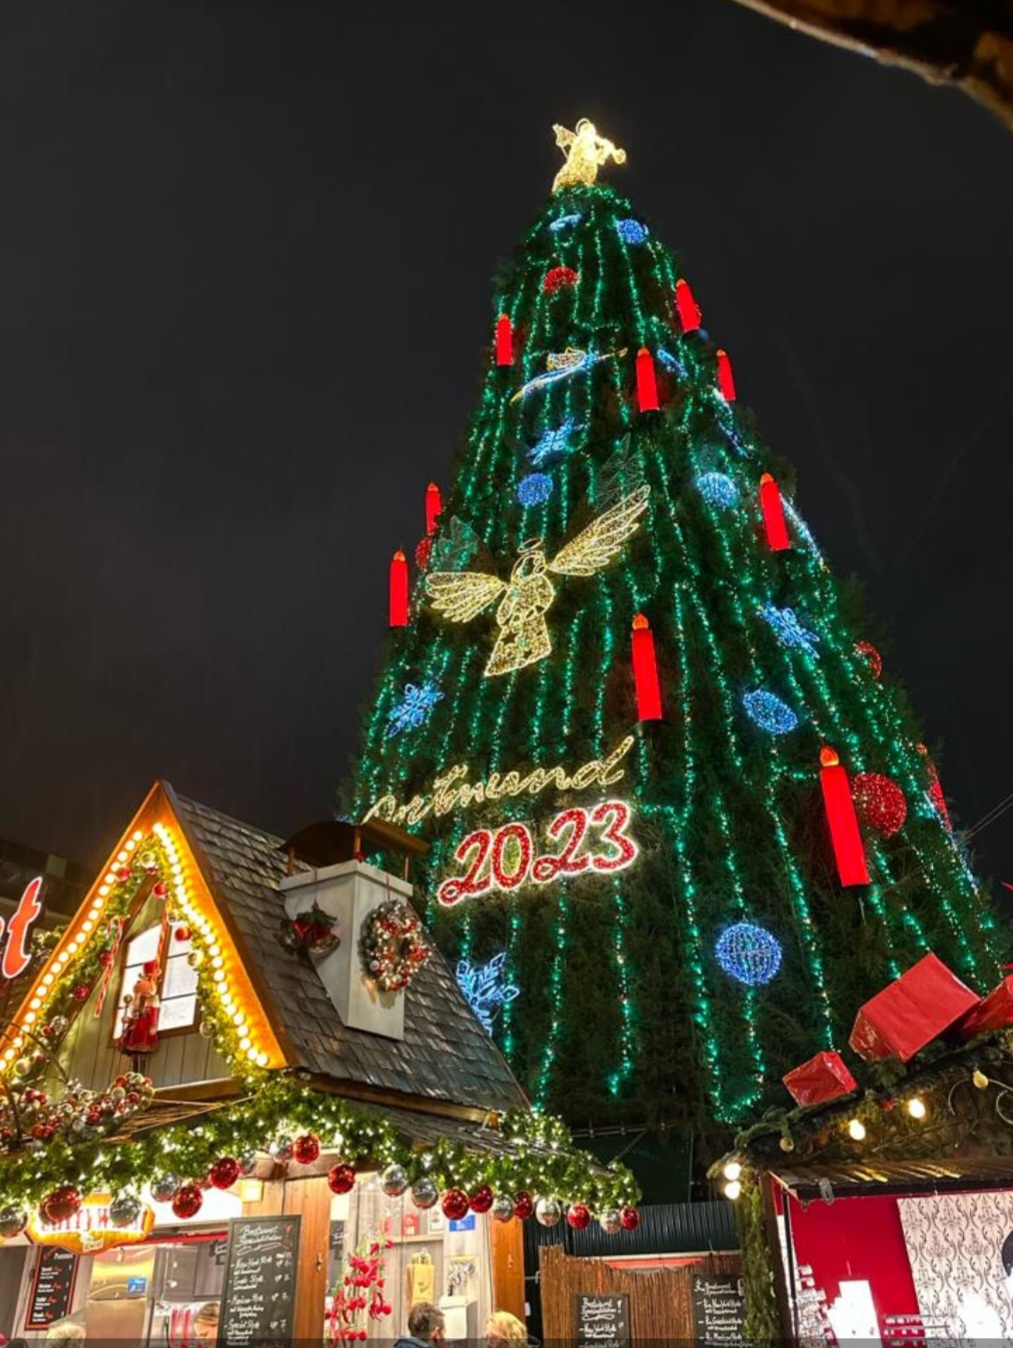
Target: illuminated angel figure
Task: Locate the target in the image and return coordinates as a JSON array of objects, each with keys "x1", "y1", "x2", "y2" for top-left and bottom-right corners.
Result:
[
  {"x1": 425, "y1": 487, "x2": 650, "y2": 676},
  {"x1": 552, "y1": 119, "x2": 627, "y2": 192}
]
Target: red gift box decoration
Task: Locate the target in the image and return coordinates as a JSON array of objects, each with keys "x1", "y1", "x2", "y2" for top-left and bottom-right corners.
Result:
[
  {"x1": 849, "y1": 953, "x2": 979, "y2": 1063},
  {"x1": 783, "y1": 1051, "x2": 857, "y2": 1107},
  {"x1": 955, "y1": 976, "x2": 1013, "y2": 1042}
]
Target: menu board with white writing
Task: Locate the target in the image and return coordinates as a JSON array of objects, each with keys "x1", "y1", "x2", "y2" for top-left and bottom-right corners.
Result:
[
  {"x1": 24, "y1": 1246, "x2": 78, "y2": 1330},
  {"x1": 690, "y1": 1273, "x2": 746, "y2": 1348},
  {"x1": 574, "y1": 1293, "x2": 631, "y2": 1348},
  {"x1": 218, "y1": 1216, "x2": 300, "y2": 1348}
]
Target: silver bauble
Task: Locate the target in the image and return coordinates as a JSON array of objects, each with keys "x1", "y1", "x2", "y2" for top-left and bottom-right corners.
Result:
[
  {"x1": 535, "y1": 1197, "x2": 562, "y2": 1228},
  {"x1": 109, "y1": 1194, "x2": 142, "y2": 1228},
  {"x1": 381, "y1": 1163, "x2": 409, "y2": 1198},
  {"x1": 410, "y1": 1177, "x2": 439, "y2": 1209},
  {"x1": 492, "y1": 1194, "x2": 515, "y2": 1223},
  {"x1": 271, "y1": 1136, "x2": 293, "y2": 1162},
  {"x1": 48, "y1": 1016, "x2": 69, "y2": 1038},
  {"x1": 240, "y1": 1148, "x2": 258, "y2": 1175},
  {"x1": 151, "y1": 1174, "x2": 179, "y2": 1204},
  {"x1": 598, "y1": 1208, "x2": 622, "y2": 1234},
  {"x1": 0, "y1": 1207, "x2": 27, "y2": 1239}
]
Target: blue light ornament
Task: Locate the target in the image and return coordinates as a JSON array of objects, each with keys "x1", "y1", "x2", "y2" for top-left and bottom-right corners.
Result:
[
  {"x1": 527, "y1": 419, "x2": 578, "y2": 467},
  {"x1": 742, "y1": 689, "x2": 800, "y2": 735},
  {"x1": 615, "y1": 218, "x2": 649, "y2": 244},
  {"x1": 386, "y1": 681, "x2": 444, "y2": 737},
  {"x1": 695, "y1": 472, "x2": 739, "y2": 508},
  {"x1": 517, "y1": 473, "x2": 553, "y2": 506},
  {"x1": 760, "y1": 603, "x2": 818, "y2": 655},
  {"x1": 715, "y1": 922, "x2": 782, "y2": 986},
  {"x1": 456, "y1": 953, "x2": 520, "y2": 1034}
]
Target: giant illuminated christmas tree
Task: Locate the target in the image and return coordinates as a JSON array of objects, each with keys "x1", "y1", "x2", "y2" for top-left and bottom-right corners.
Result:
[{"x1": 350, "y1": 121, "x2": 1000, "y2": 1134}]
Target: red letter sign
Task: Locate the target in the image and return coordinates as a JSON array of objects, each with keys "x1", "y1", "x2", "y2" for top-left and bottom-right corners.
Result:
[{"x1": 1, "y1": 875, "x2": 44, "y2": 980}]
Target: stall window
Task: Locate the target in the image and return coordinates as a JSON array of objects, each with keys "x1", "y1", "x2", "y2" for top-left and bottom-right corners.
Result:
[{"x1": 113, "y1": 923, "x2": 198, "y2": 1038}]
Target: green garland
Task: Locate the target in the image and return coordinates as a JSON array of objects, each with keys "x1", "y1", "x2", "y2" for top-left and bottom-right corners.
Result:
[{"x1": 0, "y1": 1074, "x2": 639, "y2": 1215}]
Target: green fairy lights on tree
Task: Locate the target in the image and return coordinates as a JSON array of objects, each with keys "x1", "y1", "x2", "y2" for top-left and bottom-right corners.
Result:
[{"x1": 348, "y1": 122, "x2": 1001, "y2": 1134}]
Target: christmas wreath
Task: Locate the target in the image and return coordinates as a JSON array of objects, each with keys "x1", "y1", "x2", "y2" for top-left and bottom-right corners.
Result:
[{"x1": 360, "y1": 899, "x2": 430, "y2": 992}]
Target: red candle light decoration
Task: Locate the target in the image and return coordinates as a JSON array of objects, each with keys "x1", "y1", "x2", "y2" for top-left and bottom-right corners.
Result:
[
  {"x1": 631, "y1": 614, "x2": 662, "y2": 721},
  {"x1": 675, "y1": 278, "x2": 701, "y2": 333},
  {"x1": 917, "y1": 743, "x2": 952, "y2": 830},
  {"x1": 636, "y1": 347, "x2": 659, "y2": 413},
  {"x1": 716, "y1": 349, "x2": 737, "y2": 401},
  {"x1": 759, "y1": 473, "x2": 791, "y2": 552},
  {"x1": 425, "y1": 482, "x2": 443, "y2": 536},
  {"x1": 819, "y1": 746, "x2": 871, "y2": 887},
  {"x1": 389, "y1": 550, "x2": 409, "y2": 628},
  {"x1": 495, "y1": 313, "x2": 513, "y2": 366}
]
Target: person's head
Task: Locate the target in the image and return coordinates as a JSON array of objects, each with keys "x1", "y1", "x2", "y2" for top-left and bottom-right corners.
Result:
[
  {"x1": 486, "y1": 1311, "x2": 528, "y2": 1346},
  {"x1": 45, "y1": 1324, "x2": 86, "y2": 1346},
  {"x1": 193, "y1": 1303, "x2": 220, "y2": 1344},
  {"x1": 408, "y1": 1302, "x2": 445, "y2": 1343}
]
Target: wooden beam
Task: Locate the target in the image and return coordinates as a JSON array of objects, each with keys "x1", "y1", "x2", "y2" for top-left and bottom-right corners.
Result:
[{"x1": 729, "y1": 0, "x2": 1013, "y2": 131}]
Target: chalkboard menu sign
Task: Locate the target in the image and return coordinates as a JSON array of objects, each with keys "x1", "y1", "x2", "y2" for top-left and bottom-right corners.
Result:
[
  {"x1": 219, "y1": 1215, "x2": 300, "y2": 1347},
  {"x1": 574, "y1": 1292, "x2": 631, "y2": 1348},
  {"x1": 690, "y1": 1272, "x2": 746, "y2": 1348},
  {"x1": 24, "y1": 1246, "x2": 79, "y2": 1330}
]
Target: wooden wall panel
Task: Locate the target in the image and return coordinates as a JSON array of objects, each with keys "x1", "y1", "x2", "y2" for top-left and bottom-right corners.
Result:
[
  {"x1": 490, "y1": 1214, "x2": 525, "y2": 1321},
  {"x1": 282, "y1": 1176, "x2": 333, "y2": 1346},
  {"x1": 538, "y1": 1243, "x2": 740, "y2": 1344}
]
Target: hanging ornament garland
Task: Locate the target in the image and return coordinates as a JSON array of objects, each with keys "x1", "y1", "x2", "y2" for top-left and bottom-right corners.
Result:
[{"x1": 360, "y1": 900, "x2": 431, "y2": 992}]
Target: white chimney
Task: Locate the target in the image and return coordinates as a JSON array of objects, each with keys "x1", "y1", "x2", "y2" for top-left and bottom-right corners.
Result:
[{"x1": 280, "y1": 860, "x2": 413, "y2": 1040}]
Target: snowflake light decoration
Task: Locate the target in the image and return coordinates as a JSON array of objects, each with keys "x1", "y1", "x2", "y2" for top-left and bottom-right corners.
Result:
[
  {"x1": 386, "y1": 681, "x2": 444, "y2": 738},
  {"x1": 527, "y1": 419, "x2": 578, "y2": 467},
  {"x1": 456, "y1": 953, "x2": 520, "y2": 1034},
  {"x1": 760, "y1": 603, "x2": 818, "y2": 655},
  {"x1": 656, "y1": 346, "x2": 686, "y2": 378}
]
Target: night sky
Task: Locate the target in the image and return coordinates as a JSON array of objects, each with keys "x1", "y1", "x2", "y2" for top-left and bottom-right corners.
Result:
[{"x1": 0, "y1": 3, "x2": 1010, "y2": 898}]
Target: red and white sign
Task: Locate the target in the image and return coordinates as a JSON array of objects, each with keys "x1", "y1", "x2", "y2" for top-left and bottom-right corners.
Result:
[
  {"x1": 437, "y1": 800, "x2": 638, "y2": 906},
  {"x1": 0, "y1": 876, "x2": 44, "y2": 981},
  {"x1": 28, "y1": 1194, "x2": 155, "y2": 1255}
]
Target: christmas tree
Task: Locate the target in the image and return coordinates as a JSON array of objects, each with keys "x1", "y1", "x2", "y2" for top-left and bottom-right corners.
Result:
[{"x1": 350, "y1": 121, "x2": 1000, "y2": 1135}]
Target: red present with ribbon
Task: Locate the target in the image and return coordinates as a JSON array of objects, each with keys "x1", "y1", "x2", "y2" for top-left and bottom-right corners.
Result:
[
  {"x1": 783, "y1": 1050, "x2": 857, "y2": 1107},
  {"x1": 954, "y1": 975, "x2": 1013, "y2": 1041},
  {"x1": 849, "y1": 953, "x2": 979, "y2": 1062}
]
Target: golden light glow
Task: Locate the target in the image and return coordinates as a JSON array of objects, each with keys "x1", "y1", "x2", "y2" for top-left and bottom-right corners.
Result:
[
  {"x1": 907, "y1": 1097, "x2": 926, "y2": 1119},
  {"x1": 365, "y1": 735, "x2": 635, "y2": 826},
  {"x1": 2, "y1": 786, "x2": 289, "y2": 1083},
  {"x1": 847, "y1": 1118, "x2": 866, "y2": 1141},
  {"x1": 551, "y1": 118, "x2": 626, "y2": 192},
  {"x1": 425, "y1": 486, "x2": 649, "y2": 677}
]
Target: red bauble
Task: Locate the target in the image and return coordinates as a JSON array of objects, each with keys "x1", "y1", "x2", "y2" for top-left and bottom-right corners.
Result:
[
  {"x1": 117, "y1": 865, "x2": 132, "y2": 882},
  {"x1": 71, "y1": 985, "x2": 90, "y2": 1002},
  {"x1": 97, "y1": 950, "x2": 115, "y2": 967},
  {"x1": 543, "y1": 265, "x2": 578, "y2": 293},
  {"x1": 328, "y1": 1164, "x2": 356, "y2": 1195},
  {"x1": 469, "y1": 1186, "x2": 494, "y2": 1214},
  {"x1": 415, "y1": 536, "x2": 433, "y2": 571},
  {"x1": 619, "y1": 1205, "x2": 640, "y2": 1232},
  {"x1": 441, "y1": 1188, "x2": 470, "y2": 1221},
  {"x1": 852, "y1": 773, "x2": 908, "y2": 838},
  {"x1": 152, "y1": 881, "x2": 169, "y2": 900},
  {"x1": 171, "y1": 1184, "x2": 204, "y2": 1220},
  {"x1": 513, "y1": 1192, "x2": 534, "y2": 1221},
  {"x1": 174, "y1": 925, "x2": 191, "y2": 943},
  {"x1": 567, "y1": 1202, "x2": 592, "y2": 1230},
  {"x1": 208, "y1": 1156, "x2": 241, "y2": 1190},
  {"x1": 854, "y1": 640, "x2": 883, "y2": 680},
  {"x1": 42, "y1": 1186, "x2": 81, "y2": 1224},
  {"x1": 293, "y1": 1134, "x2": 321, "y2": 1166}
]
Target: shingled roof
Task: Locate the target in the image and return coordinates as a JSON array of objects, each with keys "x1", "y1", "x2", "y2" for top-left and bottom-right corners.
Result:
[{"x1": 165, "y1": 784, "x2": 526, "y2": 1117}]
